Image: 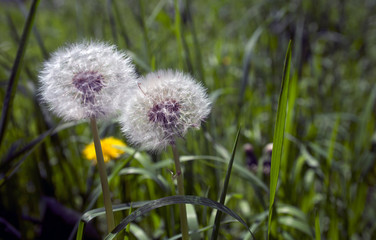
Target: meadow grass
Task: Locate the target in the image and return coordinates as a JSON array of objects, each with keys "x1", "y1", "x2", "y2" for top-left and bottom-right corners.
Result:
[{"x1": 0, "y1": 0, "x2": 375, "y2": 239}]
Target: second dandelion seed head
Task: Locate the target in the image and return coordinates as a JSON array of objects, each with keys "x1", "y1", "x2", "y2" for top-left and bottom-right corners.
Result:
[
  {"x1": 148, "y1": 98, "x2": 181, "y2": 139},
  {"x1": 120, "y1": 70, "x2": 211, "y2": 151}
]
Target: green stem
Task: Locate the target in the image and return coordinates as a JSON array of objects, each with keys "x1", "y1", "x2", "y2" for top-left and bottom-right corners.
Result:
[
  {"x1": 90, "y1": 118, "x2": 115, "y2": 233},
  {"x1": 171, "y1": 144, "x2": 189, "y2": 240}
]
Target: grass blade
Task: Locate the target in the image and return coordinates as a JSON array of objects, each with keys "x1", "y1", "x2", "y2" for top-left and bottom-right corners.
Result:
[
  {"x1": 267, "y1": 40, "x2": 292, "y2": 238},
  {"x1": 70, "y1": 151, "x2": 136, "y2": 240},
  {"x1": 173, "y1": 0, "x2": 184, "y2": 68},
  {"x1": 119, "y1": 167, "x2": 170, "y2": 192},
  {"x1": 0, "y1": 122, "x2": 75, "y2": 186},
  {"x1": 76, "y1": 201, "x2": 148, "y2": 240},
  {"x1": 354, "y1": 85, "x2": 376, "y2": 155},
  {"x1": 104, "y1": 195, "x2": 253, "y2": 240},
  {"x1": 211, "y1": 128, "x2": 242, "y2": 240},
  {"x1": 76, "y1": 222, "x2": 85, "y2": 240},
  {"x1": 281, "y1": 72, "x2": 298, "y2": 185},
  {"x1": 179, "y1": 155, "x2": 269, "y2": 192},
  {"x1": 15, "y1": 0, "x2": 48, "y2": 59},
  {"x1": 0, "y1": 0, "x2": 41, "y2": 146},
  {"x1": 238, "y1": 27, "x2": 263, "y2": 106},
  {"x1": 278, "y1": 216, "x2": 313, "y2": 237},
  {"x1": 315, "y1": 212, "x2": 321, "y2": 240}
]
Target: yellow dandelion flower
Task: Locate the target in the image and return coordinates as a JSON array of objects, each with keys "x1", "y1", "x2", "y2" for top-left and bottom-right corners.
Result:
[{"x1": 83, "y1": 137, "x2": 126, "y2": 164}]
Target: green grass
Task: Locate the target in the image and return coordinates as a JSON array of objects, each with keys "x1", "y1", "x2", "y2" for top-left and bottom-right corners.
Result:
[{"x1": 1, "y1": 0, "x2": 376, "y2": 239}]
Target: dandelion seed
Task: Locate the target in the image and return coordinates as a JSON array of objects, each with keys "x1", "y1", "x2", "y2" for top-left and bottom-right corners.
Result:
[
  {"x1": 39, "y1": 41, "x2": 137, "y2": 121},
  {"x1": 83, "y1": 137, "x2": 126, "y2": 164},
  {"x1": 119, "y1": 69, "x2": 211, "y2": 151}
]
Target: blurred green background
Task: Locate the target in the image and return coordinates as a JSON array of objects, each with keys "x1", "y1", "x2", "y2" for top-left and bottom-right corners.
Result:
[{"x1": 0, "y1": 0, "x2": 376, "y2": 239}]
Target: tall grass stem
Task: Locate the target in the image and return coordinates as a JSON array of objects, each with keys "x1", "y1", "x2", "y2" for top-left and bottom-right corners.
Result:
[
  {"x1": 89, "y1": 118, "x2": 115, "y2": 233},
  {"x1": 0, "y1": 0, "x2": 40, "y2": 146},
  {"x1": 171, "y1": 144, "x2": 189, "y2": 240}
]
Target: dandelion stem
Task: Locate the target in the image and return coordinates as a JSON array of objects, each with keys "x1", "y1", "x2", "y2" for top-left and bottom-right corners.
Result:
[
  {"x1": 89, "y1": 118, "x2": 115, "y2": 233},
  {"x1": 171, "y1": 144, "x2": 189, "y2": 240}
]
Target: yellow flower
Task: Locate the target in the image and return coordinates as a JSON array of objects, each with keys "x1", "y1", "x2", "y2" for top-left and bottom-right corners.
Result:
[{"x1": 83, "y1": 137, "x2": 126, "y2": 163}]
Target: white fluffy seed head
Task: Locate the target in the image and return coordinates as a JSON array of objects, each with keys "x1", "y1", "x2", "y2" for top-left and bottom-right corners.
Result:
[
  {"x1": 39, "y1": 41, "x2": 137, "y2": 121},
  {"x1": 119, "y1": 69, "x2": 211, "y2": 152}
]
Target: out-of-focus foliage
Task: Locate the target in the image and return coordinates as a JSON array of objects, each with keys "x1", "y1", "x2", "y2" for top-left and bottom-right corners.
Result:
[{"x1": 0, "y1": 0, "x2": 375, "y2": 239}]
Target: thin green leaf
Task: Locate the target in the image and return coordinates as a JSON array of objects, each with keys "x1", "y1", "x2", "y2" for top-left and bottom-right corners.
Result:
[
  {"x1": 111, "y1": 0, "x2": 131, "y2": 48},
  {"x1": 238, "y1": 27, "x2": 263, "y2": 107},
  {"x1": 82, "y1": 201, "x2": 148, "y2": 223},
  {"x1": 126, "y1": 50, "x2": 151, "y2": 71},
  {"x1": 138, "y1": 154, "x2": 255, "y2": 189},
  {"x1": 76, "y1": 222, "x2": 85, "y2": 240},
  {"x1": 179, "y1": 155, "x2": 268, "y2": 192},
  {"x1": 129, "y1": 223, "x2": 151, "y2": 240},
  {"x1": 277, "y1": 204, "x2": 309, "y2": 223},
  {"x1": 107, "y1": 0, "x2": 118, "y2": 44},
  {"x1": 281, "y1": 72, "x2": 298, "y2": 185},
  {"x1": 315, "y1": 212, "x2": 321, "y2": 240},
  {"x1": 104, "y1": 195, "x2": 253, "y2": 240},
  {"x1": 278, "y1": 216, "x2": 313, "y2": 238},
  {"x1": 15, "y1": 0, "x2": 49, "y2": 59},
  {"x1": 267, "y1": 40, "x2": 292, "y2": 238},
  {"x1": 76, "y1": 201, "x2": 148, "y2": 240},
  {"x1": 0, "y1": 0, "x2": 41, "y2": 146},
  {"x1": 119, "y1": 167, "x2": 170, "y2": 192},
  {"x1": 167, "y1": 220, "x2": 237, "y2": 240},
  {"x1": 173, "y1": 0, "x2": 183, "y2": 68},
  {"x1": 186, "y1": 204, "x2": 201, "y2": 239},
  {"x1": 211, "y1": 128, "x2": 241, "y2": 240}
]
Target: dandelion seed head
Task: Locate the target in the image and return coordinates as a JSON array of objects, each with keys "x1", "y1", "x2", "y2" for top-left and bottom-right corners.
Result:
[
  {"x1": 39, "y1": 41, "x2": 137, "y2": 121},
  {"x1": 119, "y1": 69, "x2": 211, "y2": 151}
]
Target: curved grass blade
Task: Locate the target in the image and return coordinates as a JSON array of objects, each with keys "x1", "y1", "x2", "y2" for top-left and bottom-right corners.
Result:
[
  {"x1": 119, "y1": 167, "x2": 170, "y2": 192},
  {"x1": 76, "y1": 200, "x2": 148, "y2": 240},
  {"x1": 267, "y1": 40, "x2": 292, "y2": 238},
  {"x1": 211, "y1": 128, "x2": 241, "y2": 240},
  {"x1": 0, "y1": 0, "x2": 41, "y2": 146},
  {"x1": 149, "y1": 155, "x2": 268, "y2": 192},
  {"x1": 277, "y1": 205, "x2": 309, "y2": 223},
  {"x1": 180, "y1": 156, "x2": 268, "y2": 192},
  {"x1": 104, "y1": 195, "x2": 253, "y2": 240},
  {"x1": 278, "y1": 216, "x2": 313, "y2": 238}
]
